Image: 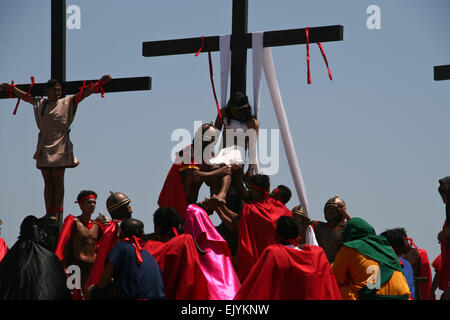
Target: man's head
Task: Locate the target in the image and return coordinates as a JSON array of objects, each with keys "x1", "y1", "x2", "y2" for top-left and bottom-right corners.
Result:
[
  {"x1": 153, "y1": 207, "x2": 182, "y2": 238},
  {"x1": 106, "y1": 191, "x2": 133, "y2": 220},
  {"x1": 226, "y1": 91, "x2": 253, "y2": 122},
  {"x1": 380, "y1": 228, "x2": 411, "y2": 255},
  {"x1": 438, "y1": 177, "x2": 450, "y2": 204},
  {"x1": 192, "y1": 122, "x2": 220, "y2": 164},
  {"x1": 120, "y1": 218, "x2": 145, "y2": 239},
  {"x1": 270, "y1": 185, "x2": 292, "y2": 205},
  {"x1": 324, "y1": 195, "x2": 346, "y2": 224},
  {"x1": 276, "y1": 216, "x2": 301, "y2": 245},
  {"x1": 291, "y1": 205, "x2": 310, "y2": 231},
  {"x1": 76, "y1": 190, "x2": 97, "y2": 216},
  {"x1": 248, "y1": 174, "x2": 270, "y2": 201},
  {"x1": 45, "y1": 79, "x2": 62, "y2": 101}
]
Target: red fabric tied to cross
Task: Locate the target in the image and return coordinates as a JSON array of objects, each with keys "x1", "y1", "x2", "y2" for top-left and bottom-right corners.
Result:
[
  {"x1": 11, "y1": 76, "x2": 35, "y2": 115},
  {"x1": 195, "y1": 35, "x2": 223, "y2": 120},
  {"x1": 75, "y1": 80, "x2": 107, "y2": 106},
  {"x1": 305, "y1": 27, "x2": 333, "y2": 84}
]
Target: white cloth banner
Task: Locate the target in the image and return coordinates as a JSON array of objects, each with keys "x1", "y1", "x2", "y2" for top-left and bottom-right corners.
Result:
[
  {"x1": 252, "y1": 32, "x2": 264, "y2": 120},
  {"x1": 262, "y1": 47, "x2": 310, "y2": 217},
  {"x1": 220, "y1": 35, "x2": 231, "y2": 108},
  {"x1": 305, "y1": 226, "x2": 319, "y2": 246}
]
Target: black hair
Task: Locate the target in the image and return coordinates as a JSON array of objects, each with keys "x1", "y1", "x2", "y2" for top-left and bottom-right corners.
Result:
[
  {"x1": 224, "y1": 91, "x2": 254, "y2": 124},
  {"x1": 153, "y1": 207, "x2": 182, "y2": 235},
  {"x1": 121, "y1": 218, "x2": 144, "y2": 238},
  {"x1": 77, "y1": 190, "x2": 97, "y2": 203},
  {"x1": 275, "y1": 185, "x2": 292, "y2": 204},
  {"x1": 276, "y1": 216, "x2": 300, "y2": 240},
  {"x1": 19, "y1": 215, "x2": 40, "y2": 241},
  {"x1": 380, "y1": 228, "x2": 408, "y2": 253},
  {"x1": 249, "y1": 174, "x2": 270, "y2": 191},
  {"x1": 46, "y1": 79, "x2": 62, "y2": 89}
]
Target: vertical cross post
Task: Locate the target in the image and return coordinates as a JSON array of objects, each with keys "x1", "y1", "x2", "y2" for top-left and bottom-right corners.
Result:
[
  {"x1": 51, "y1": 0, "x2": 66, "y2": 86},
  {"x1": 230, "y1": 0, "x2": 248, "y2": 96}
]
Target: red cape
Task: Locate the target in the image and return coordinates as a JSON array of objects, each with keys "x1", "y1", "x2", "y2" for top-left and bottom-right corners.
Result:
[
  {"x1": 416, "y1": 248, "x2": 433, "y2": 300},
  {"x1": 86, "y1": 220, "x2": 120, "y2": 287},
  {"x1": 158, "y1": 163, "x2": 188, "y2": 220},
  {"x1": 439, "y1": 220, "x2": 450, "y2": 292},
  {"x1": 234, "y1": 244, "x2": 341, "y2": 300},
  {"x1": 144, "y1": 234, "x2": 210, "y2": 300},
  {"x1": 237, "y1": 198, "x2": 292, "y2": 281},
  {"x1": 55, "y1": 214, "x2": 76, "y2": 262},
  {"x1": 0, "y1": 237, "x2": 7, "y2": 263},
  {"x1": 55, "y1": 214, "x2": 97, "y2": 263}
]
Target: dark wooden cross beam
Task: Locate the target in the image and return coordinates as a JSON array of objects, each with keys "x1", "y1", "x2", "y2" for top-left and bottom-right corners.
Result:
[
  {"x1": 142, "y1": 0, "x2": 343, "y2": 96},
  {"x1": 434, "y1": 65, "x2": 450, "y2": 81},
  {"x1": 0, "y1": 0, "x2": 151, "y2": 100}
]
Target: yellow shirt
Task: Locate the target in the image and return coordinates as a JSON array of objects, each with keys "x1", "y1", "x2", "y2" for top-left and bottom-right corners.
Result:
[{"x1": 332, "y1": 246, "x2": 411, "y2": 300}]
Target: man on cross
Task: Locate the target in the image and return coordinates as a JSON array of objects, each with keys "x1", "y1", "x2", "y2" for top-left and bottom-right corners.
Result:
[{"x1": 1, "y1": 75, "x2": 112, "y2": 249}]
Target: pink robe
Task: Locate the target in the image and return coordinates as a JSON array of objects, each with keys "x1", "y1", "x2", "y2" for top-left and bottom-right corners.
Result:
[{"x1": 184, "y1": 204, "x2": 240, "y2": 300}]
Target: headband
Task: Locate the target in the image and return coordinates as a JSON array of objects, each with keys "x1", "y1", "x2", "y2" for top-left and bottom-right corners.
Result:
[{"x1": 75, "y1": 194, "x2": 97, "y2": 204}]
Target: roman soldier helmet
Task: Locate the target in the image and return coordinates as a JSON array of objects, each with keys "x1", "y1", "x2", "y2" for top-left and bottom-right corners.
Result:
[
  {"x1": 106, "y1": 191, "x2": 131, "y2": 219},
  {"x1": 324, "y1": 195, "x2": 345, "y2": 214}
]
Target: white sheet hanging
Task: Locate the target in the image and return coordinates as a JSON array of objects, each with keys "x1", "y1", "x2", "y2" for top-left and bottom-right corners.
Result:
[{"x1": 262, "y1": 47, "x2": 310, "y2": 218}]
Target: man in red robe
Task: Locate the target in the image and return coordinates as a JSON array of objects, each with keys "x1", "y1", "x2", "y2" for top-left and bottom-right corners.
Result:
[
  {"x1": 144, "y1": 207, "x2": 210, "y2": 300},
  {"x1": 437, "y1": 177, "x2": 450, "y2": 299},
  {"x1": 236, "y1": 174, "x2": 293, "y2": 282},
  {"x1": 158, "y1": 123, "x2": 231, "y2": 221},
  {"x1": 86, "y1": 191, "x2": 133, "y2": 288},
  {"x1": 55, "y1": 190, "x2": 103, "y2": 299},
  {"x1": 234, "y1": 216, "x2": 341, "y2": 300}
]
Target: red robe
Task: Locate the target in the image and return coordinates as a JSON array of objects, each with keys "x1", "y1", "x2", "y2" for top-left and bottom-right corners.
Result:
[
  {"x1": 234, "y1": 244, "x2": 341, "y2": 300},
  {"x1": 158, "y1": 163, "x2": 188, "y2": 221},
  {"x1": 86, "y1": 220, "x2": 120, "y2": 287},
  {"x1": 439, "y1": 221, "x2": 450, "y2": 293},
  {"x1": 416, "y1": 248, "x2": 433, "y2": 300},
  {"x1": 0, "y1": 237, "x2": 7, "y2": 263},
  {"x1": 237, "y1": 197, "x2": 292, "y2": 281},
  {"x1": 144, "y1": 234, "x2": 210, "y2": 300}
]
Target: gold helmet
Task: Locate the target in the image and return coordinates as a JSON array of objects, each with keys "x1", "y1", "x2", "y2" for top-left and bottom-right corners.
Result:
[
  {"x1": 292, "y1": 205, "x2": 307, "y2": 219},
  {"x1": 324, "y1": 195, "x2": 345, "y2": 209},
  {"x1": 106, "y1": 191, "x2": 132, "y2": 219}
]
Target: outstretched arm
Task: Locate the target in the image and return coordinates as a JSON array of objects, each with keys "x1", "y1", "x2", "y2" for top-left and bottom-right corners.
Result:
[
  {"x1": 74, "y1": 74, "x2": 112, "y2": 105},
  {"x1": 0, "y1": 82, "x2": 37, "y2": 105}
]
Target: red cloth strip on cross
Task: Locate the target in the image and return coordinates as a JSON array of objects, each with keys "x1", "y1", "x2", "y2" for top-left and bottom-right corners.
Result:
[{"x1": 195, "y1": 35, "x2": 223, "y2": 120}]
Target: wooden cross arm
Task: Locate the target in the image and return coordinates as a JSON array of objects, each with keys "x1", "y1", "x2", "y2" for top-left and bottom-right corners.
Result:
[
  {"x1": 0, "y1": 76, "x2": 152, "y2": 99},
  {"x1": 434, "y1": 65, "x2": 450, "y2": 81},
  {"x1": 142, "y1": 25, "x2": 344, "y2": 57}
]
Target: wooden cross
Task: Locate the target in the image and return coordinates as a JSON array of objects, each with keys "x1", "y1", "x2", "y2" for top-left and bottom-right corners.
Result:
[
  {"x1": 142, "y1": 0, "x2": 343, "y2": 96},
  {"x1": 434, "y1": 65, "x2": 450, "y2": 81},
  {"x1": 0, "y1": 0, "x2": 151, "y2": 100}
]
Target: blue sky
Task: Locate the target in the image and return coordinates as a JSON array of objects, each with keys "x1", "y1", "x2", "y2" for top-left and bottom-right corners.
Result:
[{"x1": 1, "y1": 0, "x2": 449, "y2": 294}]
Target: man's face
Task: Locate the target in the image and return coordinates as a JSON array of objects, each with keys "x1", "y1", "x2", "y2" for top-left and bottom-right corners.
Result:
[
  {"x1": 325, "y1": 206, "x2": 342, "y2": 223},
  {"x1": 46, "y1": 85, "x2": 62, "y2": 101},
  {"x1": 79, "y1": 198, "x2": 96, "y2": 215}
]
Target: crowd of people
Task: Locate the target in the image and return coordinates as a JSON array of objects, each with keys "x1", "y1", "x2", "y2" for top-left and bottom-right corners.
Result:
[{"x1": 0, "y1": 79, "x2": 448, "y2": 300}]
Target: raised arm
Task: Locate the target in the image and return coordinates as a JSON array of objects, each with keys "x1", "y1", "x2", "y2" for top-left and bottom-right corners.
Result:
[
  {"x1": 74, "y1": 74, "x2": 112, "y2": 105},
  {"x1": 0, "y1": 82, "x2": 37, "y2": 105}
]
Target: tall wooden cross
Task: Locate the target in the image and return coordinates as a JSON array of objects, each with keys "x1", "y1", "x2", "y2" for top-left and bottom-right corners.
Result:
[
  {"x1": 434, "y1": 65, "x2": 450, "y2": 81},
  {"x1": 0, "y1": 0, "x2": 151, "y2": 100},
  {"x1": 142, "y1": 0, "x2": 343, "y2": 97}
]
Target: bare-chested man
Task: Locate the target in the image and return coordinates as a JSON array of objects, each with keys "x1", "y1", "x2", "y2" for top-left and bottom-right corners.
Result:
[
  {"x1": 310, "y1": 195, "x2": 352, "y2": 263},
  {"x1": 158, "y1": 123, "x2": 232, "y2": 220},
  {"x1": 56, "y1": 190, "x2": 103, "y2": 297}
]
